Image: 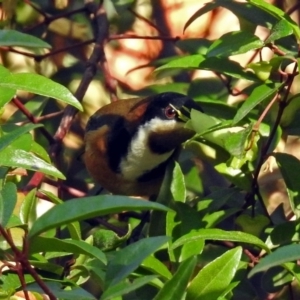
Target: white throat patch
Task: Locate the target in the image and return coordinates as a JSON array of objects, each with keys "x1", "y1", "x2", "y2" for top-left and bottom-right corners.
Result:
[{"x1": 119, "y1": 117, "x2": 181, "y2": 180}]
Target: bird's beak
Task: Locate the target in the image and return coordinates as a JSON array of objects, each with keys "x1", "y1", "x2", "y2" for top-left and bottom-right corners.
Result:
[{"x1": 179, "y1": 99, "x2": 203, "y2": 122}]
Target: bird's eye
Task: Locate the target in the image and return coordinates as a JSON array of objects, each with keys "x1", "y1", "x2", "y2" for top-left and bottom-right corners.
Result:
[{"x1": 164, "y1": 105, "x2": 177, "y2": 119}]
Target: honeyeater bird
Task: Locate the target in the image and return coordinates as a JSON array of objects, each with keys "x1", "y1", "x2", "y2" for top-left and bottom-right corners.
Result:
[{"x1": 83, "y1": 92, "x2": 203, "y2": 198}]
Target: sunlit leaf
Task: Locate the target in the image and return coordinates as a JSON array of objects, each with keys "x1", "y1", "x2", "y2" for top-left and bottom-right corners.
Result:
[
  {"x1": 172, "y1": 228, "x2": 269, "y2": 252},
  {"x1": 29, "y1": 196, "x2": 170, "y2": 238},
  {"x1": 186, "y1": 247, "x2": 242, "y2": 300},
  {"x1": 0, "y1": 147, "x2": 65, "y2": 179},
  {"x1": 207, "y1": 31, "x2": 263, "y2": 57},
  {"x1": 0, "y1": 72, "x2": 82, "y2": 111}
]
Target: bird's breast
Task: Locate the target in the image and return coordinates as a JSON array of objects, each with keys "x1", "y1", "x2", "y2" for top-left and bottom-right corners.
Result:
[{"x1": 119, "y1": 117, "x2": 180, "y2": 181}]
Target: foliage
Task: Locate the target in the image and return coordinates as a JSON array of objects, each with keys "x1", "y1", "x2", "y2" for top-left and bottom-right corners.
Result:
[{"x1": 1, "y1": 0, "x2": 300, "y2": 299}]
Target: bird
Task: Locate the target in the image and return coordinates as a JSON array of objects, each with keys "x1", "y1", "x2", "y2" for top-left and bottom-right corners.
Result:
[{"x1": 83, "y1": 92, "x2": 203, "y2": 198}]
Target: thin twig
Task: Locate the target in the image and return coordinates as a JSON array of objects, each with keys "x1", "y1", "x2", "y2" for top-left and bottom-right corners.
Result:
[
  {"x1": 245, "y1": 63, "x2": 298, "y2": 216},
  {"x1": 0, "y1": 226, "x2": 56, "y2": 300},
  {"x1": 12, "y1": 97, "x2": 55, "y2": 144},
  {"x1": 51, "y1": 1, "x2": 109, "y2": 157}
]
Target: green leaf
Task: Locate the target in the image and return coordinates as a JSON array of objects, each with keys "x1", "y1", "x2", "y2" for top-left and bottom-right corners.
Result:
[
  {"x1": 236, "y1": 214, "x2": 270, "y2": 237},
  {"x1": 30, "y1": 141, "x2": 51, "y2": 163},
  {"x1": 101, "y1": 275, "x2": 157, "y2": 300},
  {"x1": 224, "y1": 125, "x2": 253, "y2": 158},
  {"x1": 207, "y1": 31, "x2": 263, "y2": 57},
  {"x1": 171, "y1": 162, "x2": 186, "y2": 202},
  {"x1": 270, "y1": 220, "x2": 300, "y2": 245},
  {"x1": 142, "y1": 255, "x2": 172, "y2": 280},
  {"x1": 0, "y1": 29, "x2": 51, "y2": 48},
  {"x1": 29, "y1": 236, "x2": 107, "y2": 264},
  {"x1": 0, "y1": 147, "x2": 65, "y2": 179},
  {"x1": 28, "y1": 196, "x2": 171, "y2": 238},
  {"x1": 0, "y1": 72, "x2": 82, "y2": 111},
  {"x1": 0, "y1": 123, "x2": 42, "y2": 153},
  {"x1": 203, "y1": 208, "x2": 240, "y2": 228},
  {"x1": 19, "y1": 188, "x2": 37, "y2": 227},
  {"x1": 249, "y1": 0, "x2": 300, "y2": 39},
  {"x1": 39, "y1": 189, "x2": 81, "y2": 240},
  {"x1": 247, "y1": 61, "x2": 273, "y2": 81},
  {"x1": 93, "y1": 228, "x2": 127, "y2": 251},
  {"x1": 172, "y1": 228, "x2": 269, "y2": 252},
  {"x1": 105, "y1": 236, "x2": 169, "y2": 287},
  {"x1": 0, "y1": 87, "x2": 15, "y2": 109},
  {"x1": 273, "y1": 153, "x2": 300, "y2": 216},
  {"x1": 155, "y1": 55, "x2": 205, "y2": 73},
  {"x1": 154, "y1": 256, "x2": 197, "y2": 300},
  {"x1": 265, "y1": 19, "x2": 294, "y2": 44},
  {"x1": 249, "y1": 244, "x2": 300, "y2": 277},
  {"x1": 199, "y1": 57, "x2": 258, "y2": 81},
  {"x1": 0, "y1": 182, "x2": 17, "y2": 227},
  {"x1": 179, "y1": 239, "x2": 204, "y2": 262},
  {"x1": 233, "y1": 82, "x2": 283, "y2": 124},
  {"x1": 26, "y1": 281, "x2": 96, "y2": 299},
  {"x1": 221, "y1": 0, "x2": 277, "y2": 29},
  {"x1": 186, "y1": 247, "x2": 242, "y2": 300}
]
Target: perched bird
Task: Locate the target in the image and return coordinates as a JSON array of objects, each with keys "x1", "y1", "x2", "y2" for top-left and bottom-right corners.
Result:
[{"x1": 83, "y1": 92, "x2": 202, "y2": 198}]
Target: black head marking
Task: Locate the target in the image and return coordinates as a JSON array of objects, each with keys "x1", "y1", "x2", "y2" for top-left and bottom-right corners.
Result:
[{"x1": 142, "y1": 92, "x2": 203, "y2": 124}]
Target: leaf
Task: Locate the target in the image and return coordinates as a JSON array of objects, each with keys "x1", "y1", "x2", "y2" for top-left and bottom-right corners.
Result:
[
  {"x1": 248, "y1": 244, "x2": 300, "y2": 277},
  {"x1": 0, "y1": 29, "x2": 51, "y2": 48},
  {"x1": 0, "y1": 87, "x2": 15, "y2": 109},
  {"x1": 19, "y1": 188, "x2": 37, "y2": 227},
  {"x1": 30, "y1": 141, "x2": 51, "y2": 163},
  {"x1": 236, "y1": 214, "x2": 270, "y2": 237},
  {"x1": 26, "y1": 281, "x2": 96, "y2": 300},
  {"x1": 142, "y1": 255, "x2": 172, "y2": 280},
  {"x1": 28, "y1": 196, "x2": 171, "y2": 238},
  {"x1": 186, "y1": 247, "x2": 242, "y2": 300},
  {"x1": 29, "y1": 236, "x2": 107, "y2": 264},
  {"x1": 171, "y1": 162, "x2": 186, "y2": 202},
  {"x1": 203, "y1": 208, "x2": 240, "y2": 228},
  {"x1": 207, "y1": 31, "x2": 263, "y2": 57},
  {"x1": 270, "y1": 220, "x2": 300, "y2": 245},
  {"x1": 0, "y1": 123, "x2": 42, "y2": 153},
  {"x1": 0, "y1": 147, "x2": 65, "y2": 179},
  {"x1": 101, "y1": 275, "x2": 157, "y2": 300},
  {"x1": 184, "y1": 2, "x2": 219, "y2": 33},
  {"x1": 221, "y1": 0, "x2": 277, "y2": 29},
  {"x1": 0, "y1": 182, "x2": 17, "y2": 227},
  {"x1": 249, "y1": 0, "x2": 300, "y2": 39},
  {"x1": 265, "y1": 19, "x2": 294, "y2": 44},
  {"x1": 105, "y1": 236, "x2": 169, "y2": 287},
  {"x1": 199, "y1": 57, "x2": 258, "y2": 81},
  {"x1": 179, "y1": 239, "x2": 204, "y2": 262},
  {"x1": 172, "y1": 228, "x2": 269, "y2": 252},
  {"x1": 224, "y1": 125, "x2": 253, "y2": 158},
  {"x1": 153, "y1": 256, "x2": 197, "y2": 300},
  {"x1": 39, "y1": 189, "x2": 81, "y2": 240},
  {"x1": 155, "y1": 55, "x2": 205, "y2": 73},
  {"x1": 0, "y1": 72, "x2": 82, "y2": 111},
  {"x1": 233, "y1": 82, "x2": 283, "y2": 124},
  {"x1": 273, "y1": 153, "x2": 300, "y2": 216}
]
